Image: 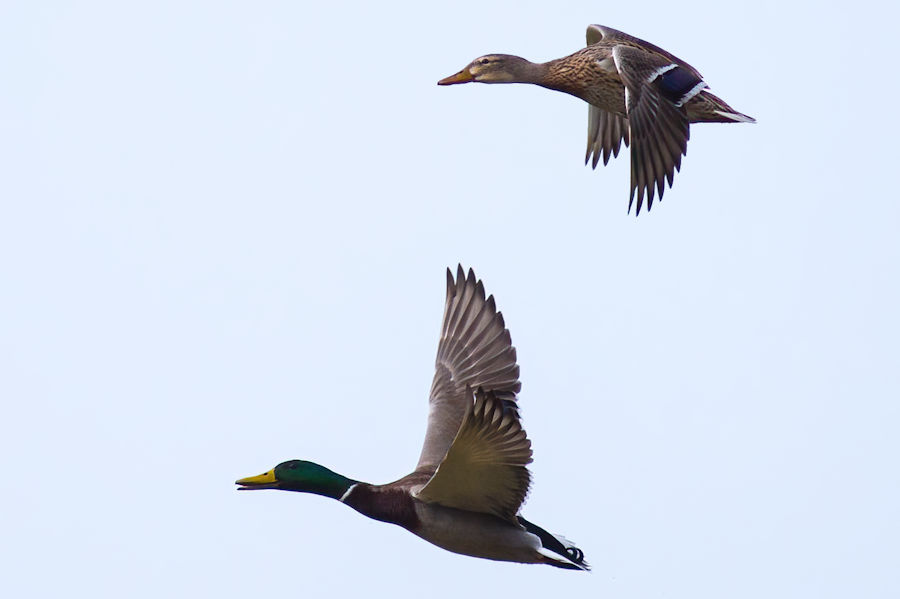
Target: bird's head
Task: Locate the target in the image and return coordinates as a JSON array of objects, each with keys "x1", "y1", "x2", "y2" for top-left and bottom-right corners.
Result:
[
  {"x1": 236, "y1": 460, "x2": 355, "y2": 499},
  {"x1": 438, "y1": 54, "x2": 533, "y2": 85}
]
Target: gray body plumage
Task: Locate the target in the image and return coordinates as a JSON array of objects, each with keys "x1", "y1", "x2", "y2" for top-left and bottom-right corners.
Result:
[{"x1": 412, "y1": 502, "x2": 545, "y2": 564}]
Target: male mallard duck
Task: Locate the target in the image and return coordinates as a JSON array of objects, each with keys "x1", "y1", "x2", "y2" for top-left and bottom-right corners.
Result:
[
  {"x1": 439, "y1": 24, "x2": 755, "y2": 214},
  {"x1": 236, "y1": 266, "x2": 589, "y2": 570}
]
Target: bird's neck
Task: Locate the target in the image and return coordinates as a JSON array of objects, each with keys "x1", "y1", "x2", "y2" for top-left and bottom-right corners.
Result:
[
  {"x1": 282, "y1": 469, "x2": 358, "y2": 500},
  {"x1": 511, "y1": 59, "x2": 552, "y2": 84},
  {"x1": 534, "y1": 57, "x2": 593, "y2": 99}
]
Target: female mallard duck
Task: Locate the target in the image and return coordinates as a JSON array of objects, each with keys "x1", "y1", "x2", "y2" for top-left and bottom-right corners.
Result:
[
  {"x1": 439, "y1": 24, "x2": 755, "y2": 214},
  {"x1": 236, "y1": 266, "x2": 589, "y2": 570}
]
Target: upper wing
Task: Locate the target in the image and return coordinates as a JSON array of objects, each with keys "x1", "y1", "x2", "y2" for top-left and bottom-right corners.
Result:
[
  {"x1": 416, "y1": 266, "x2": 521, "y2": 471},
  {"x1": 588, "y1": 24, "x2": 710, "y2": 214},
  {"x1": 586, "y1": 24, "x2": 621, "y2": 46},
  {"x1": 414, "y1": 389, "x2": 532, "y2": 523},
  {"x1": 587, "y1": 24, "x2": 704, "y2": 73},
  {"x1": 612, "y1": 45, "x2": 696, "y2": 214}
]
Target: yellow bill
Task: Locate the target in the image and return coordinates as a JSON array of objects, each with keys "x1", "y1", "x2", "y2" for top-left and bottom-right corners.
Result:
[{"x1": 235, "y1": 469, "x2": 278, "y2": 490}]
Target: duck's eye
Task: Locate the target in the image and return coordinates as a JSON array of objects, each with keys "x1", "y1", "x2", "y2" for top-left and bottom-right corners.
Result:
[{"x1": 479, "y1": 58, "x2": 491, "y2": 65}]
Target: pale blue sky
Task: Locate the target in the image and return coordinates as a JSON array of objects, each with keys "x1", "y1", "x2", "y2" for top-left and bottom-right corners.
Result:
[{"x1": 2, "y1": 1, "x2": 898, "y2": 597}]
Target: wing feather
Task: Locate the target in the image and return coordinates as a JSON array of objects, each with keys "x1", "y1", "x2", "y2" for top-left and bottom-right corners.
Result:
[
  {"x1": 588, "y1": 24, "x2": 705, "y2": 79},
  {"x1": 414, "y1": 389, "x2": 532, "y2": 522},
  {"x1": 585, "y1": 106, "x2": 629, "y2": 169},
  {"x1": 417, "y1": 266, "x2": 521, "y2": 471},
  {"x1": 612, "y1": 45, "x2": 691, "y2": 214}
]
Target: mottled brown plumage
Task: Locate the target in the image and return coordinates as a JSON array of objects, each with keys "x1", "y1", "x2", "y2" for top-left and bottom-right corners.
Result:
[{"x1": 439, "y1": 24, "x2": 755, "y2": 214}]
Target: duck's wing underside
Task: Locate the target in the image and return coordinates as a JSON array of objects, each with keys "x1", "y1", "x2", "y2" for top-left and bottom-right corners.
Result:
[
  {"x1": 414, "y1": 389, "x2": 532, "y2": 522},
  {"x1": 416, "y1": 266, "x2": 521, "y2": 471},
  {"x1": 585, "y1": 105, "x2": 630, "y2": 168}
]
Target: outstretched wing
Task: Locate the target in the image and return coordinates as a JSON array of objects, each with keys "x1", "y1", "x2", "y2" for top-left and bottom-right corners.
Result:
[
  {"x1": 612, "y1": 45, "x2": 696, "y2": 214},
  {"x1": 587, "y1": 24, "x2": 703, "y2": 71},
  {"x1": 414, "y1": 389, "x2": 532, "y2": 523},
  {"x1": 588, "y1": 25, "x2": 709, "y2": 214},
  {"x1": 416, "y1": 266, "x2": 521, "y2": 471}
]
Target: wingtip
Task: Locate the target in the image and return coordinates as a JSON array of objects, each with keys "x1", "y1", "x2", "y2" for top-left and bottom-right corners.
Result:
[
  {"x1": 629, "y1": 188, "x2": 643, "y2": 216},
  {"x1": 484, "y1": 293, "x2": 497, "y2": 314},
  {"x1": 474, "y1": 279, "x2": 486, "y2": 301},
  {"x1": 494, "y1": 307, "x2": 505, "y2": 330}
]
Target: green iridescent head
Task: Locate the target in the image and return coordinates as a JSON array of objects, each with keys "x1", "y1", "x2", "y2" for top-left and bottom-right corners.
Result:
[{"x1": 236, "y1": 460, "x2": 356, "y2": 499}]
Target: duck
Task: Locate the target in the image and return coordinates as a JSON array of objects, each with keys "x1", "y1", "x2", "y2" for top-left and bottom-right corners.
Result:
[
  {"x1": 236, "y1": 266, "x2": 589, "y2": 570},
  {"x1": 438, "y1": 24, "x2": 755, "y2": 215}
]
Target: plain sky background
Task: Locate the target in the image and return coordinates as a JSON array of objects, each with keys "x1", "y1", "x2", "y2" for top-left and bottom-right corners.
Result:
[{"x1": 2, "y1": 1, "x2": 898, "y2": 597}]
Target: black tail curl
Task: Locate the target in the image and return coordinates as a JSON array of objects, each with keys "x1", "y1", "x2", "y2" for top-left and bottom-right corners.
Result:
[{"x1": 518, "y1": 515, "x2": 590, "y2": 571}]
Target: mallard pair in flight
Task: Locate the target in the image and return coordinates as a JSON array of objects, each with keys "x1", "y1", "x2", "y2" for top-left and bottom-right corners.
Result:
[
  {"x1": 237, "y1": 24, "x2": 754, "y2": 570},
  {"x1": 439, "y1": 24, "x2": 754, "y2": 214}
]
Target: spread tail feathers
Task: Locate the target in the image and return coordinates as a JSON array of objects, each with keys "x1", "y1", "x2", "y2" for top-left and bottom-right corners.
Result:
[{"x1": 688, "y1": 90, "x2": 756, "y2": 124}]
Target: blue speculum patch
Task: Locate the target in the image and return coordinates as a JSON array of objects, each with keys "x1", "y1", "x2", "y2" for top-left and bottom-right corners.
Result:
[{"x1": 658, "y1": 67, "x2": 702, "y2": 103}]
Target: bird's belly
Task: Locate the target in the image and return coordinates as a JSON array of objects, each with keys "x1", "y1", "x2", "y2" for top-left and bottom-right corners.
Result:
[{"x1": 411, "y1": 503, "x2": 541, "y2": 563}]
